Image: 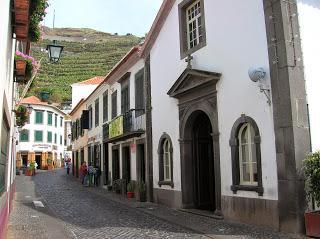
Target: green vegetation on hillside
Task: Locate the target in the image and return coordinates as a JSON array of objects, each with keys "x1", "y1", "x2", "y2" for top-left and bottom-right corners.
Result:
[{"x1": 29, "y1": 27, "x2": 141, "y2": 102}]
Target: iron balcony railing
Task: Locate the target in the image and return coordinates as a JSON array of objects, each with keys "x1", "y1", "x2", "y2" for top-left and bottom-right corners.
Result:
[{"x1": 102, "y1": 109, "x2": 145, "y2": 141}]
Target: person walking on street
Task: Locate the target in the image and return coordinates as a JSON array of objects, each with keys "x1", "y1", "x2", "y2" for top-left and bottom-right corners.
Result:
[
  {"x1": 80, "y1": 162, "x2": 87, "y2": 185},
  {"x1": 88, "y1": 163, "x2": 94, "y2": 187}
]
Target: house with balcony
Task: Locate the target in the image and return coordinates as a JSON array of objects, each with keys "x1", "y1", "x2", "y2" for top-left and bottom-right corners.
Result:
[
  {"x1": 16, "y1": 96, "x2": 66, "y2": 169},
  {"x1": 71, "y1": 46, "x2": 147, "y2": 189}
]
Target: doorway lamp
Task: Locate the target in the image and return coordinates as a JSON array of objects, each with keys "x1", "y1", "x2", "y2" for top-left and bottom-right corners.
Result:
[
  {"x1": 248, "y1": 67, "x2": 271, "y2": 105},
  {"x1": 46, "y1": 40, "x2": 64, "y2": 63}
]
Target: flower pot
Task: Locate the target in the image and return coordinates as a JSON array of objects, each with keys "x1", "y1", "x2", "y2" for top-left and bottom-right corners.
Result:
[
  {"x1": 25, "y1": 169, "x2": 33, "y2": 176},
  {"x1": 48, "y1": 165, "x2": 54, "y2": 171},
  {"x1": 127, "y1": 192, "x2": 134, "y2": 198},
  {"x1": 305, "y1": 211, "x2": 320, "y2": 237},
  {"x1": 15, "y1": 60, "x2": 26, "y2": 76}
]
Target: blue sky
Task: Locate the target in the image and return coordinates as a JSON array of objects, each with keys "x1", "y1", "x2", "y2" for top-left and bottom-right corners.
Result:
[{"x1": 44, "y1": 0, "x2": 163, "y2": 36}]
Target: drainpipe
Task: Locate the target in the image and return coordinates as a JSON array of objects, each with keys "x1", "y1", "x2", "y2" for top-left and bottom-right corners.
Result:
[{"x1": 144, "y1": 54, "x2": 154, "y2": 202}]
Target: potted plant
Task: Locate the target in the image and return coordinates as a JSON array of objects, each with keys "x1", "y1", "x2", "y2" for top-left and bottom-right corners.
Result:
[
  {"x1": 47, "y1": 157, "x2": 54, "y2": 170},
  {"x1": 14, "y1": 105, "x2": 29, "y2": 127},
  {"x1": 127, "y1": 181, "x2": 136, "y2": 198},
  {"x1": 112, "y1": 179, "x2": 121, "y2": 194},
  {"x1": 304, "y1": 151, "x2": 320, "y2": 237},
  {"x1": 15, "y1": 51, "x2": 37, "y2": 81},
  {"x1": 28, "y1": 0, "x2": 49, "y2": 42},
  {"x1": 25, "y1": 162, "x2": 35, "y2": 176},
  {"x1": 137, "y1": 180, "x2": 147, "y2": 202}
]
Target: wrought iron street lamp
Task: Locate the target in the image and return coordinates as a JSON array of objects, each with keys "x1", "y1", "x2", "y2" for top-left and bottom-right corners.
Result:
[
  {"x1": 46, "y1": 40, "x2": 64, "y2": 63},
  {"x1": 26, "y1": 104, "x2": 33, "y2": 114}
]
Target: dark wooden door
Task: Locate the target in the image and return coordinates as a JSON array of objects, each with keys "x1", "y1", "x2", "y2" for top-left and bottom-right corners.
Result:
[
  {"x1": 104, "y1": 143, "x2": 109, "y2": 184},
  {"x1": 193, "y1": 113, "x2": 215, "y2": 210},
  {"x1": 137, "y1": 144, "x2": 145, "y2": 182},
  {"x1": 112, "y1": 149, "x2": 120, "y2": 181},
  {"x1": 122, "y1": 146, "x2": 131, "y2": 191}
]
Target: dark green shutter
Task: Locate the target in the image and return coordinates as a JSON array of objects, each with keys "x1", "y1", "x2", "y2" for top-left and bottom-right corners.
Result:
[
  {"x1": 48, "y1": 113, "x2": 53, "y2": 125},
  {"x1": 112, "y1": 91, "x2": 117, "y2": 118},
  {"x1": 35, "y1": 131, "x2": 43, "y2": 142},
  {"x1": 47, "y1": 131, "x2": 52, "y2": 143},
  {"x1": 103, "y1": 92, "x2": 108, "y2": 122},
  {"x1": 35, "y1": 111, "x2": 43, "y2": 124}
]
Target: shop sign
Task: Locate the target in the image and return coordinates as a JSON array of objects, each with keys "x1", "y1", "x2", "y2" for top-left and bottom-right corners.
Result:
[{"x1": 32, "y1": 144, "x2": 51, "y2": 150}]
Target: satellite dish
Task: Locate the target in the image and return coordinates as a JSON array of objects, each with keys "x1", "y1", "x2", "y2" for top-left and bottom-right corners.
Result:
[{"x1": 248, "y1": 67, "x2": 266, "y2": 82}]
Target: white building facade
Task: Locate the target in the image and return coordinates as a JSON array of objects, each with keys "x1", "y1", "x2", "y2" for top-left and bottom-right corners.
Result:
[
  {"x1": 138, "y1": 0, "x2": 311, "y2": 233},
  {"x1": 71, "y1": 76, "x2": 104, "y2": 109},
  {"x1": 17, "y1": 96, "x2": 66, "y2": 169},
  {"x1": 297, "y1": 0, "x2": 320, "y2": 151}
]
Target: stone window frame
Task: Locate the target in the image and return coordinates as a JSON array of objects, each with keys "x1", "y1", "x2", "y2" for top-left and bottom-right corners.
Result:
[
  {"x1": 178, "y1": 0, "x2": 207, "y2": 59},
  {"x1": 229, "y1": 114, "x2": 264, "y2": 196},
  {"x1": 158, "y1": 133, "x2": 174, "y2": 188}
]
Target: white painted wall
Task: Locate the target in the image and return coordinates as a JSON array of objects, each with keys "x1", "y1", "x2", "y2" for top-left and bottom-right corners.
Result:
[
  {"x1": 17, "y1": 104, "x2": 66, "y2": 165},
  {"x1": 0, "y1": 0, "x2": 16, "y2": 199},
  {"x1": 150, "y1": 0, "x2": 278, "y2": 200},
  {"x1": 71, "y1": 84, "x2": 100, "y2": 109},
  {"x1": 297, "y1": 0, "x2": 320, "y2": 151}
]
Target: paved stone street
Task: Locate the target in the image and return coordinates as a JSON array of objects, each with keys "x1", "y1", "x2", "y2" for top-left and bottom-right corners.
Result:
[{"x1": 7, "y1": 169, "x2": 307, "y2": 239}]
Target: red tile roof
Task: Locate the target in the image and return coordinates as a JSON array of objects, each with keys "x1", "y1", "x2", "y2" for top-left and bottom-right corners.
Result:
[
  {"x1": 20, "y1": 96, "x2": 47, "y2": 105},
  {"x1": 77, "y1": 76, "x2": 105, "y2": 85}
]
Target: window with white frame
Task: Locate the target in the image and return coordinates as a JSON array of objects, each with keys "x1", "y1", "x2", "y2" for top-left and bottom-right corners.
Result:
[
  {"x1": 163, "y1": 139, "x2": 171, "y2": 181},
  {"x1": 158, "y1": 133, "x2": 174, "y2": 187},
  {"x1": 186, "y1": 0, "x2": 203, "y2": 50},
  {"x1": 230, "y1": 115, "x2": 263, "y2": 196},
  {"x1": 238, "y1": 123, "x2": 258, "y2": 185},
  {"x1": 178, "y1": 0, "x2": 206, "y2": 58}
]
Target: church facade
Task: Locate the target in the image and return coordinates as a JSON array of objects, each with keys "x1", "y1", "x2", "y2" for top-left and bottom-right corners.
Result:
[{"x1": 140, "y1": 0, "x2": 311, "y2": 233}]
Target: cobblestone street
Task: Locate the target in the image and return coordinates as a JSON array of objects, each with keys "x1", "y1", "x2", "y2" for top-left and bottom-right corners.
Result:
[{"x1": 7, "y1": 169, "x2": 306, "y2": 239}]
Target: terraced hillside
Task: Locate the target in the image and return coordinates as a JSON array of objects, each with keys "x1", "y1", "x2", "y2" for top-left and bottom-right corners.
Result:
[{"x1": 29, "y1": 27, "x2": 141, "y2": 102}]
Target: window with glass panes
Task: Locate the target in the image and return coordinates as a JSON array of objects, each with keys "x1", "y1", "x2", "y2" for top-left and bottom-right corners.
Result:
[
  {"x1": 35, "y1": 111, "x2": 43, "y2": 124},
  {"x1": 186, "y1": 0, "x2": 203, "y2": 50},
  {"x1": 47, "y1": 112, "x2": 53, "y2": 125},
  {"x1": 47, "y1": 131, "x2": 52, "y2": 143},
  {"x1": 163, "y1": 139, "x2": 172, "y2": 181},
  {"x1": 20, "y1": 129, "x2": 29, "y2": 142},
  {"x1": 34, "y1": 130, "x2": 43, "y2": 142},
  {"x1": 60, "y1": 117, "x2": 63, "y2": 127},
  {"x1": 238, "y1": 123, "x2": 258, "y2": 185}
]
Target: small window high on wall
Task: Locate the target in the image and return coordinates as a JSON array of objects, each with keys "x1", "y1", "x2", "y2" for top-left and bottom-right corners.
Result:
[{"x1": 178, "y1": 0, "x2": 206, "y2": 58}]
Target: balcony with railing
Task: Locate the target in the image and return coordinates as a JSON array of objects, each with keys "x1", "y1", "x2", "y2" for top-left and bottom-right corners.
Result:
[{"x1": 103, "y1": 109, "x2": 145, "y2": 142}]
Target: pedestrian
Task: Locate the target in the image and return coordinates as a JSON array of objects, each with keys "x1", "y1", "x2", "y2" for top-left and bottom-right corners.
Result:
[
  {"x1": 94, "y1": 162, "x2": 101, "y2": 187},
  {"x1": 79, "y1": 162, "x2": 87, "y2": 185},
  {"x1": 88, "y1": 163, "x2": 94, "y2": 187},
  {"x1": 66, "y1": 159, "x2": 70, "y2": 175}
]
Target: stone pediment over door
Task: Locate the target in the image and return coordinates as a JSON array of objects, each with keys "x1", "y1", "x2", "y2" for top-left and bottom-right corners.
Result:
[{"x1": 167, "y1": 68, "x2": 221, "y2": 99}]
